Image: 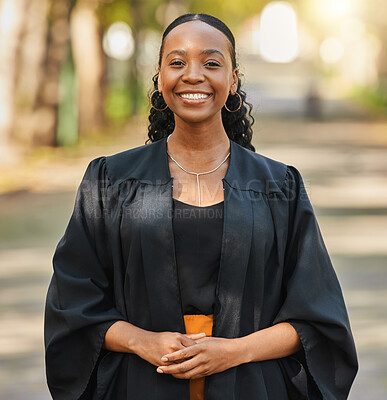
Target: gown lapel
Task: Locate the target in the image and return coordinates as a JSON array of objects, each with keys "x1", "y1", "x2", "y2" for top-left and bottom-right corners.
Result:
[
  {"x1": 212, "y1": 177, "x2": 253, "y2": 338},
  {"x1": 206, "y1": 140, "x2": 254, "y2": 400},
  {"x1": 140, "y1": 179, "x2": 186, "y2": 333}
]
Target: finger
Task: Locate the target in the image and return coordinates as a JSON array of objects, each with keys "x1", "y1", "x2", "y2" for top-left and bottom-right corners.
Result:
[
  {"x1": 161, "y1": 345, "x2": 198, "y2": 363},
  {"x1": 172, "y1": 365, "x2": 208, "y2": 380},
  {"x1": 180, "y1": 334, "x2": 202, "y2": 348},
  {"x1": 178, "y1": 336, "x2": 196, "y2": 347},
  {"x1": 157, "y1": 357, "x2": 199, "y2": 375},
  {"x1": 194, "y1": 336, "x2": 211, "y2": 343},
  {"x1": 171, "y1": 366, "x2": 207, "y2": 379},
  {"x1": 185, "y1": 333, "x2": 206, "y2": 340}
]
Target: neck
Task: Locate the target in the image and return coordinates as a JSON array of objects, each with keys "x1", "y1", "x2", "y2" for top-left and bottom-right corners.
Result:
[{"x1": 170, "y1": 113, "x2": 230, "y2": 155}]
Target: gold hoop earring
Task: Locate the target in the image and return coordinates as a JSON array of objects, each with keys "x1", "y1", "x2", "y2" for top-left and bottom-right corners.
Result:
[
  {"x1": 150, "y1": 90, "x2": 168, "y2": 111},
  {"x1": 224, "y1": 92, "x2": 242, "y2": 113}
]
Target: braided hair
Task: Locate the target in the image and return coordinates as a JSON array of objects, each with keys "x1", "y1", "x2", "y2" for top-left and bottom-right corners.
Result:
[{"x1": 146, "y1": 13, "x2": 255, "y2": 152}]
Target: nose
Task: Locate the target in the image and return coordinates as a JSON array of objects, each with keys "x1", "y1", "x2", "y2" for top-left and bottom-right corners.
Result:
[{"x1": 182, "y1": 62, "x2": 205, "y2": 84}]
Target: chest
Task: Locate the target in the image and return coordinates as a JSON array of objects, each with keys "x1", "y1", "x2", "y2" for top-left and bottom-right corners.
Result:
[
  {"x1": 169, "y1": 158, "x2": 229, "y2": 206},
  {"x1": 111, "y1": 179, "x2": 285, "y2": 336}
]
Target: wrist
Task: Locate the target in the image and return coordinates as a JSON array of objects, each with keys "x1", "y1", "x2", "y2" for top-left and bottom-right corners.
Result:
[
  {"x1": 228, "y1": 336, "x2": 252, "y2": 367},
  {"x1": 127, "y1": 325, "x2": 150, "y2": 355}
]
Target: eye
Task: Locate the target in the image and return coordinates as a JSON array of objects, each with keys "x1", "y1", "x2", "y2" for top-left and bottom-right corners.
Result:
[
  {"x1": 170, "y1": 60, "x2": 185, "y2": 66},
  {"x1": 204, "y1": 61, "x2": 221, "y2": 67}
]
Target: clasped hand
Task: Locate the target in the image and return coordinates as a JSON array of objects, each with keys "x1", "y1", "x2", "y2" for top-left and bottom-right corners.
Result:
[{"x1": 156, "y1": 335, "x2": 234, "y2": 380}]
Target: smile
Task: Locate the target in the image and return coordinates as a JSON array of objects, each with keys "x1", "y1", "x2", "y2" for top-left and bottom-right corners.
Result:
[{"x1": 178, "y1": 93, "x2": 211, "y2": 100}]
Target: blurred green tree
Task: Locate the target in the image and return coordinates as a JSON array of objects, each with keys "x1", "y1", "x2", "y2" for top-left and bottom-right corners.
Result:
[
  {"x1": 0, "y1": 0, "x2": 71, "y2": 150},
  {"x1": 98, "y1": 0, "x2": 163, "y2": 119},
  {"x1": 71, "y1": 0, "x2": 107, "y2": 136},
  {"x1": 189, "y1": 0, "x2": 267, "y2": 31}
]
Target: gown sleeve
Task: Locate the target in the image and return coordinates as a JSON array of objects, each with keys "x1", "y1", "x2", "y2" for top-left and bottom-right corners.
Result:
[
  {"x1": 273, "y1": 166, "x2": 358, "y2": 400},
  {"x1": 44, "y1": 157, "x2": 124, "y2": 400}
]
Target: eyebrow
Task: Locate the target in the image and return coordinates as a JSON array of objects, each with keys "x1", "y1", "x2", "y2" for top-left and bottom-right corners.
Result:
[{"x1": 165, "y1": 49, "x2": 225, "y2": 59}]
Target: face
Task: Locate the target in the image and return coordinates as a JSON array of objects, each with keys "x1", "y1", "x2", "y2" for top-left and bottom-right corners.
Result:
[{"x1": 157, "y1": 21, "x2": 238, "y2": 125}]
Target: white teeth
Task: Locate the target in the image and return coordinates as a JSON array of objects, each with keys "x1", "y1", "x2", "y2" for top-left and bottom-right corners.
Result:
[{"x1": 180, "y1": 93, "x2": 209, "y2": 100}]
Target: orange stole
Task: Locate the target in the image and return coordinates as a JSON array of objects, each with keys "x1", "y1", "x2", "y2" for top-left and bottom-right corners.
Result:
[{"x1": 183, "y1": 314, "x2": 214, "y2": 400}]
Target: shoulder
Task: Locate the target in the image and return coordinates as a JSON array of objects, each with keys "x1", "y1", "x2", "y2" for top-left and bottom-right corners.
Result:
[
  {"x1": 229, "y1": 141, "x2": 291, "y2": 194},
  {"x1": 87, "y1": 140, "x2": 165, "y2": 186},
  {"x1": 106, "y1": 140, "x2": 156, "y2": 166},
  {"x1": 106, "y1": 140, "x2": 160, "y2": 182},
  {"x1": 252, "y1": 151, "x2": 288, "y2": 182}
]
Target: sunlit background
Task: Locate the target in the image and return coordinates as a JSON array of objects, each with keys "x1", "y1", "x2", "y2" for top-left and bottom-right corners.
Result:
[{"x1": 0, "y1": 0, "x2": 386, "y2": 398}]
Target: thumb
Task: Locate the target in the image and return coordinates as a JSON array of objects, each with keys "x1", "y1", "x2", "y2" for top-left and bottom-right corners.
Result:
[
  {"x1": 180, "y1": 333, "x2": 205, "y2": 347},
  {"x1": 186, "y1": 333, "x2": 206, "y2": 340}
]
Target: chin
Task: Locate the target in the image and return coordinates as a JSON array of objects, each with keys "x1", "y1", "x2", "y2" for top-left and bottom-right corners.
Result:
[{"x1": 174, "y1": 109, "x2": 222, "y2": 125}]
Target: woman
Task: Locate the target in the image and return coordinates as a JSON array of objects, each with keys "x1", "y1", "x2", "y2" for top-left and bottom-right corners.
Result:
[{"x1": 44, "y1": 13, "x2": 358, "y2": 400}]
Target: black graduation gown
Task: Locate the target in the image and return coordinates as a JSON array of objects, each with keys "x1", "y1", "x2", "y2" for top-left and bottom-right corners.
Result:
[{"x1": 44, "y1": 137, "x2": 358, "y2": 400}]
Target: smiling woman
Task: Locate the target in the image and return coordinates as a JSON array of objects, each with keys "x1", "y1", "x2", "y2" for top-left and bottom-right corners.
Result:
[{"x1": 44, "y1": 13, "x2": 358, "y2": 400}]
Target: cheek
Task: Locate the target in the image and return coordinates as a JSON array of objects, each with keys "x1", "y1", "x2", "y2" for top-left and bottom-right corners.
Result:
[
  {"x1": 213, "y1": 79, "x2": 231, "y2": 101},
  {"x1": 159, "y1": 70, "x2": 179, "y2": 87}
]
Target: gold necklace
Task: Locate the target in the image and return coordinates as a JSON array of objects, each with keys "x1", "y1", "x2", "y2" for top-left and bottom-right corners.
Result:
[{"x1": 166, "y1": 134, "x2": 230, "y2": 207}]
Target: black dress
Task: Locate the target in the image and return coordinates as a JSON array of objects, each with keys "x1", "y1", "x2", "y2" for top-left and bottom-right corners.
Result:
[{"x1": 172, "y1": 198, "x2": 224, "y2": 316}]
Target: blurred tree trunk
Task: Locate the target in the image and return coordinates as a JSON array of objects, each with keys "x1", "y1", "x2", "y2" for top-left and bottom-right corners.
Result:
[
  {"x1": 13, "y1": 0, "x2": 57, "y2": 147},
  {"x1": 378, "y1": 27, "x2": 387, "y2": 87},
  {"x1": 31, "y1": 0, "x2": 71, "y2": 146},
  {"x1": 33, "y1": 0, "x2": 71, "y2": 146},
  {"x1": 0, "y1": 0, "x2": 28, "y2": 161},
  {"x1": 0, "y1": 0, "x2": 71, "y2": 151},
  {"x1": 70, "y1": 0, "x2": 106, "y2": 136},
  {"x1": 128, "y1": 0, "x2": 143, "y2": 116}
]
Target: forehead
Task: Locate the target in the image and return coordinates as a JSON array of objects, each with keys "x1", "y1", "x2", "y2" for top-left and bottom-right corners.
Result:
[{"x1": 162, "y1": 20, "x2": 231, "y2": 58}]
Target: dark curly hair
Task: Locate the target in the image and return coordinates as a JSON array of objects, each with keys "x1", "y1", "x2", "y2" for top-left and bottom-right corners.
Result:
[{"x1": 146, "y1": 13, "x2": 255, "y2": 152}]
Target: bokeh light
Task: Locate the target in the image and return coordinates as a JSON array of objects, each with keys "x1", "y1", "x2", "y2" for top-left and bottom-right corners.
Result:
[
  {"x1": 340, "y1": 17, "x2": 365, "y2": 44},
  {"x1": 103, "y1": 22, "x2": 134, "y2": 61},
  {"x1": 319, "y1": 37, "x2": 344, "y2": 64},
  {"x1": 0, "y1": 0, "x2": 15, "y2": 34},
  {"x1": 259, "y1": 2, "x2": 299, "y2": 63},
  {"x1": 313, "y1": 0, "x2": 358, "y2": 19},
  {"x1": 340, "y1": 33, "x2": 382, "y2": 86}
]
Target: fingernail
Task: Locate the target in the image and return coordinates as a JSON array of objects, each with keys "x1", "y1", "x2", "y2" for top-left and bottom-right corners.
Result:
[
  {"x1": 161, "y1": 356, "x2": 168, "y2": 361},
  {"x1": 157, "y1": 367, "x2": 163, "y2": 373}
]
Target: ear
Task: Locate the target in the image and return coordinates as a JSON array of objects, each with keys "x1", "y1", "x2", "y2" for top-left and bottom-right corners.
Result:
[
  {"x1": 157, "y1": 68, "x2": 162, "y2": 93},
  {"x1": 230, "y1": 69, "x2": 239, "y2": 95}
]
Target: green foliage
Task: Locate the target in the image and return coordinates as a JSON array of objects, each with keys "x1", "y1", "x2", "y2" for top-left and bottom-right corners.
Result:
[
  {"x1": 97, "y1": 0, "x2": 132, "y2": 28},
  {"x1": 351, "y1": 84, "x2": 387, "y2": 116},
  {"x1": 57, "y1": 47, "x2": 78, "y2": 146},
  {"x1": 97, "y1": 0, "x2": 166, "y2": 31},
  {"x1": 105, "y1": 83, "x2": 132, "y2": 125},
  {"x1": 97, "y1": 0, "x2": 267, "y2": 34},
  {"x1": 189, "y1": 0, "x2": 268, "y2": 31}
]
